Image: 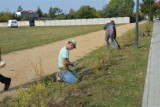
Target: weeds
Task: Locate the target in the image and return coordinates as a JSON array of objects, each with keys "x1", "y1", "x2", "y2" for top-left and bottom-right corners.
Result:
[{"x1": 1, "y1": 22, "x2": 153, "y2": 107}]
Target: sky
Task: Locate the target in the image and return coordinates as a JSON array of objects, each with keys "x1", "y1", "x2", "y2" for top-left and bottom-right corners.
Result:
[{"x1": 0, "y1": 0, "x2": 142, "y2": 13}]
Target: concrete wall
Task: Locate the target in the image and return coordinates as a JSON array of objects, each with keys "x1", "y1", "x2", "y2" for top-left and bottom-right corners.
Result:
[
  {"x1": 0, "y1": 17, "x2": 130, "y2": 27},
  {"x1": 0, "y1": 21, "x2": 29, "y2": 27},
  {"x1": 0, "y1": 22, "x2": 7, "y2": 27},
  {"x1": 35, "y1": 17, "x2": 130, "y2": 26},
  {"x1": 18, "y1": 21, "x2": 30, "y2": 27}
]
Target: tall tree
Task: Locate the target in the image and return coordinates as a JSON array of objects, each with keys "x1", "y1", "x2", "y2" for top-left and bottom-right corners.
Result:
[
  {"x1": 37, "y1": 6, "x2": 43, "y2": 17},
  {"x1": 48, "y1": 7, "x2": 62, "y2": 19},
  {"x1": 140, "y1": 0, "x2": 159, "y2": 20},
  {"x1": 66, "y1": 9, "x2": 76, "y2": 19},
  {"x1": 76, "y1": 5, "x2": 99, "y2": 19},
  {"x1": 49, "y1": 7, "x2": 55, "y2": 19},
  {"x1": 154, "y1": 2, "x2": 160, "y2": 18},
  {"x1": 54, "y1": 7, "x2": 62, "y2": 16},
  {"x1": 101, "y1": 0, "x2": 135, "y2": 18},
  {"x1": 17, "y1": 6, "x2": 23, "y2": 12}
]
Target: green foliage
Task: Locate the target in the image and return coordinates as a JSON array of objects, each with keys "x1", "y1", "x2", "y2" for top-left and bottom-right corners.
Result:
[
  {"x1": 130, "y1": 12, "x2": 145, "y2": 23},
  {"x1": 48, "y1": 7, "x2": 56, "y2": 19},
  {"x1": 140, "y1": 0, "x2": 154, "y2": 15},
  {"x1": 0, "y1": 12, "x2": 16, "y2": 22},
  {"x1": 76, "y1": 5, "x2": 99, "y2": 19},
  {"x1": 17, "y1": 6, "x2": 23, "y2": 12},
  {"x1": 140, "y1": 0, "x2": 159, "y2": 20},
  {"x1": 101, "y1": 0, "x2": 135, "y2": 18},
  {"x1": 66, "y1": 9, "x2": 77, "y2": 19},
  {"x1": 37, "y1": 6, "x2": 43, "y2": 17},
  {"x1": 152, "y1": 3, "x2": 160, "y2": 16},
  {"x1": 48, "y1": 7, "x2": 63, "y2": 19},
  {"x1": 56, "y1": 13, "x2": 66, "y2": 19}
]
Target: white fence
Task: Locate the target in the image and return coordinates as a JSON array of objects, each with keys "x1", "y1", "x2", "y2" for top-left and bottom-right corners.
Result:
[
  {"x1": 0, "y1": 22, "x2": 7, "y2": 27},
  {"x1": 18, "y1": 21, "x2": 29, "y2": 27},
  {"x1": 0, "y1": 21, "x2": 29, "y2": 27},
  {"x1": 0, "y1": 17, "x2": 130, "y2": 27},
  {"x1": 35, "y1": 17, "x2": 130, "y2": 26}
]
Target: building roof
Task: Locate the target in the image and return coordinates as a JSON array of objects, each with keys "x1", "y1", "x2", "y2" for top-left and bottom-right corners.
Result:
[{"x1": 22, "y1": 10, "x2": 37, "y2": 13}]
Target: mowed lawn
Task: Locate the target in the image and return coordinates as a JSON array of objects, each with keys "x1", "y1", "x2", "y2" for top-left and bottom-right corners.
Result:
[{"x1": 0, "y1": 25, "x2": 103, "y2": 54}]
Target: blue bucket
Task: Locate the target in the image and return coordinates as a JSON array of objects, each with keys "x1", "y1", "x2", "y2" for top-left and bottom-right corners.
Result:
[{"x1": 58, "y1": 70, "x2": 78, "y2": 83}]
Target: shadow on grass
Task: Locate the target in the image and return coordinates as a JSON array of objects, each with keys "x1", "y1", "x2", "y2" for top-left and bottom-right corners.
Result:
[
  {"x1": 0, "y1": 68, "x2": 95, "y2": 94},
  {"x1": 0, "y1": 73, "x2": 57, "y2": 94},
  {"x1": 124, "y1": 42, "x2": 135, "y2": 47}
]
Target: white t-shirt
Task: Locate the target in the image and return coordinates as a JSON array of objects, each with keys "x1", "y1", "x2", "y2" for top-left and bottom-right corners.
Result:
[{"x1": 58, "y1": 47, "x2": 69, "y2": 68}]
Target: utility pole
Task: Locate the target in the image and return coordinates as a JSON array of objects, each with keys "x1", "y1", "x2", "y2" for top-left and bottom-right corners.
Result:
[
  {"x1": 149, "y1": 0, "x2": 152, "y2": 24},
  {"x1": 135, "y1": 0, "x2": 139, "y2": 49}
]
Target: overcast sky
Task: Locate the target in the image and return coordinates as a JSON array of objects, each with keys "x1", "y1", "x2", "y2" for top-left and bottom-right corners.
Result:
[{"x1": 0, "y1": 0, "x2": 142, "y2": 13}]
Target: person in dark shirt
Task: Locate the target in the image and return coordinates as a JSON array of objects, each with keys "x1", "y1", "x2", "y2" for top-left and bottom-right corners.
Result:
[{"x1": 103, "y1": 20, "x2": 120, "y2": 49}]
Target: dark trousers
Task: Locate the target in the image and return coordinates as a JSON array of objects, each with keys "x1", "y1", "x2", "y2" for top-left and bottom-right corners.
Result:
[
  {"x1": 105, "y1": 32, "x2": 118, "y2": 49},
  {"x1": 0, "y1": 74, "x2": 10, "y2": 84}
]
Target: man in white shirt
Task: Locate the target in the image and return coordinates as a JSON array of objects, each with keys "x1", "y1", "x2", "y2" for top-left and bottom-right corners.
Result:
[{"x1": 57, "y1": 40, "x2": 77, "y2": 81}]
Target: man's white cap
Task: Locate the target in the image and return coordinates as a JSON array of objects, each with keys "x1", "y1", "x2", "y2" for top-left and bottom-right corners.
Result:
[{"x1": 68, "y1": 39, "x2": 76, "y2": 48}]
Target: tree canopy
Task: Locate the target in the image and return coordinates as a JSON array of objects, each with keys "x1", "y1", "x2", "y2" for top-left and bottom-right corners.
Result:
[
  {"x1": 140, "y1": 0, "x2": 160, "y2": 18},
  {"x1": 76, "y1": 5, "x2": 99, "y2": 19},
  {"x1": 66, "y1": 9, "x2": 76, "y2": 19},
  {"x1": 0, "y1": 12, "x2": 15, "y2": 22},
  {"x1": 17, "y1": 6, "x2": 23, "y2": 12},
  {"x1": 101, "y1": 0, "x2": 135, "y2": 18},
  {"x1": 37, "y1": 6, "x2": 43, "y2": 17},
  {"x1": 48, "y1": 7, "x2": 63, "y2": 19}
]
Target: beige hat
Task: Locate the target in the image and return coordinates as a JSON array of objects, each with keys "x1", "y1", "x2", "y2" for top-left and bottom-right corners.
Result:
[{"x1": 68, "y1": 39, "x2": 76, "y2": 48}]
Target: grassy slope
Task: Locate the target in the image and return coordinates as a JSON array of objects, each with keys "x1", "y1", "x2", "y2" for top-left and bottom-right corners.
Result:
[
  {"x1": 0, "y1": 25, "x2": 103, "y2": 54},
  {"x1": 1, "y1": 22, "x2": 153, "y2": 107}
]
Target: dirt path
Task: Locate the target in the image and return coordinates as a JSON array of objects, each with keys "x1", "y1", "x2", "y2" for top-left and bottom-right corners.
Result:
[{"x1": 0, "y1": 22, "x2": 145, "y2": 100}]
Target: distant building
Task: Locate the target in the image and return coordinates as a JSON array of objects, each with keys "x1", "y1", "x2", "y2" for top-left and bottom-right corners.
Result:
[
  {"x1": 16, "y1": 10, "x2": 39, "y2": 20},
  {"x1": 16, "y1": 10, "x2": 39, "y2": 26}
]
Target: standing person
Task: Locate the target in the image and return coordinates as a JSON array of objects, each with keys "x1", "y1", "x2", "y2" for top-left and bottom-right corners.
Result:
[
  {"x1": 104, "y1": 20, "x2": 120, "y2": 49},
  {"x1": 0, "y1": 48, "x2": 11, "y2": 91},
  {"x1": 110, "y1": 20, "x2": 121, "y2": 49},
  {"x1": 57, "y1": 40, "x2": 77, "y2": 82}
]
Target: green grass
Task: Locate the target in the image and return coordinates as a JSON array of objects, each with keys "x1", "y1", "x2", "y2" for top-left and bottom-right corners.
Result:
[
  {"x1": 0, "y1": 25, "x2": 103, "y2": 54},
  {"x1": 0, "y1": 22, "x2": 153, "y2": 107}
]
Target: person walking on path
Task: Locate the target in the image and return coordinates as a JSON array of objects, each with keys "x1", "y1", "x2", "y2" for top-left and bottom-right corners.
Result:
[
  {"x1": 103, "y1": 20, "x2": 120, "y2": 49},
  {"x1": 57, "y1": 40, "x2": 77, "y2": 82},
  {"x1": 142, "y1": 21, "x2": 160, "y2": 107},
  {"x1": 0, "y1": 48, "x2": 11, "y2": 91}
]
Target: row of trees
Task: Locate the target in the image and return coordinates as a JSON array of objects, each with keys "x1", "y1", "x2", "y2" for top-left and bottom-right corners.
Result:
[
  {"x1": 35, "y1": 0, "x2": 135, "y2": 19},
  {"x1": 0, "y1": 12, "x2": 16, "y2": 22},
  {"x1": 0, "y1": 0, "x2": 159, "y2": 22},
  {"x1": 0, "y1": 0, "x2": 135, "y2": 22}
]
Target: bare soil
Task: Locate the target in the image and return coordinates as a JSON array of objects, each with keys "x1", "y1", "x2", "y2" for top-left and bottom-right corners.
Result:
[{"x1": 0, "y1": 22, "x2": 145, "y2": 100}]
